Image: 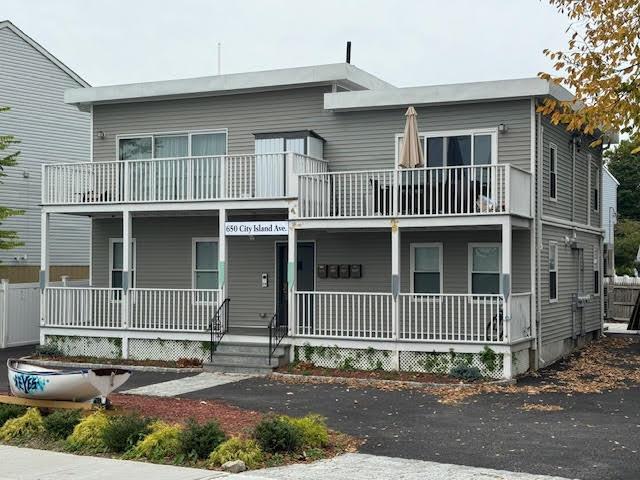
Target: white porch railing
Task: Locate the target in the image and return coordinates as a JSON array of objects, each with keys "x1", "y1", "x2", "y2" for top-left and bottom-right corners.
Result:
[
  {"x1": 298, "y1": 164, "x2": 531, "y2": 218},
  {"x1": 294, "y1": 291, "x2": 394, "y2": 339},
  {"x1": 129, "y1": 288, "x2": 221, "y2": 331},
  {"x1": 42, "y1": 153, "x2": 327, "y2": 205},
  {"x1": 43, "y1": 287, "x2": 123, "y2": 329},
  {"x1": 399, "y1": 293, "x2": 505, "y2": 343}
]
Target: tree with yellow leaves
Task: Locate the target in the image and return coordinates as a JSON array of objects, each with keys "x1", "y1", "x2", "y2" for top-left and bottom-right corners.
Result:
[{"x1": 539, "y1": 0, "x2": 640, "y2": 150}]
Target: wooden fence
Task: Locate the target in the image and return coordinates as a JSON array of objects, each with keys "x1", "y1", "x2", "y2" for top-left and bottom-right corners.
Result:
[{"x1": 604, "y1": 276, "x2": 640, "y2": 322}]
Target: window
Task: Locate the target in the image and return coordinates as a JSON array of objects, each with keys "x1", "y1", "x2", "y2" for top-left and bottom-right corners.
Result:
[
  {"x1": 411, "y1": 243, "x2": 442, "y2": 294},
  {"x1": 468, "y1": 244, "x2": 501, "y2": 295},
  {"x1": 592, "y1": 247, "x2": 599, "y2": 294},
  {"x1": 118, "y1": 131, "x2": 227, "y2": 160},
  {"x1": 591, "y1": 161, "x2": 599, "y2": 212},
  {"x1": 397, "y1": 130, "x2": 496, "y2": 168},
  {"x1": 549, "y1": 144, "x2": 557, "y2": 200},
  {"x1": 192, "y1": 238, "x2": 219, "y2": 289},
  {"x1": 549, "y1": 241, "x2": 558, "y2": 302},
  {"x1": 109, "y1": 239, "x2": 136, "y2": 289}
]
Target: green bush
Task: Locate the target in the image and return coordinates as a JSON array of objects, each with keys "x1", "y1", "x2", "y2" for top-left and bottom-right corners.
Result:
[
  {"x1": 180, "y1": 419, "x2": 226, "y2": 460},
  {"x1": 43, "y1": 410, "x2": 82, "y2": 439},
  {"x1": 0, "y1": 408, "x2": 45, "y2": 441},
  {"x1": 34, "y1": 344, "x2": 63, "y2": 356},
  {"x1": 253, "y1": 416, "x2": 302, "y2": 454},
  {"x1": 450, "y1": 365, "x2": 482, "y2": 381},
  {"x1": 209, "y1": 438, "x2": 263, "y2": 469},
  {"x1": 125, "y1": 421, "x2": 182, "y2": 462},
  {"x1": 285, "y1": 414, "x2": 329, "y2": 448},
  {"x1": 102, "y1": 414, "x2": 151, "y2": 453},
  {"x1": 66, "y1": 410, "x2": 109, "y2": 452},
  {"x1": 0, "y1": 404, "x2": 27, "y2": 427}
]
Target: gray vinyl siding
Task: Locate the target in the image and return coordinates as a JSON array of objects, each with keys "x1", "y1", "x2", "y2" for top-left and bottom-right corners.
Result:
[
  {"x1": 92, "y1": 218, "x2": 530, "y2": 327},
  {"x1": 541, "y1": 117, "x2": 603, "y2": 227},
  {"x1": 92, "y1": 89, "x2": 532, "y2": 171},
  {"x1": 540, "y1": 224, "x2": 601, "y2": 348},
  {"x1": 0, "y1": 26, "x2": 90, "y2": 266}
]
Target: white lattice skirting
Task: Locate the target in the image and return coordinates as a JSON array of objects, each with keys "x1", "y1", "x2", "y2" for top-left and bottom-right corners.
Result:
[
  {"x1": 296, "y1": 345, "x2": 504, "y2": 379},
  {"x1": 45, "y1": 335, "x2": 123, "y2": 359}
]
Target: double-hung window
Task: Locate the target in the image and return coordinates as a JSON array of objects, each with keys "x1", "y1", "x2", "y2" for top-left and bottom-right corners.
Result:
[
  {"x1": 591, "y1": 160, "x2": 599, "y2": 213},
  {"x1": 411, "y1": 243, "x2": 442, "y2": 294},
  {"x1": 549, "y1": 144, "x2": 557, "y2": 201},
  {"x1": 109, "y1": 238, "x2": 136, "y2": 292},
  {"x1": 549, "y1": 241, "x2": 558, "y2": 302},
  {"x1": 192, "y1": 238, "x2": 219, "y2": 290},
  {"x1": 468, "y1": 244, "x2": 501, "y2": 295},
  {"x1": 593, "y1": 245, "x2": 600, "y2": 295}
]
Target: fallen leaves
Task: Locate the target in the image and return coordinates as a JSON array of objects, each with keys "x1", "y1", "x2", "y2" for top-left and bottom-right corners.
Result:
[{"x1": 519, "y1": 403, "x2": 564, "y2": 412}]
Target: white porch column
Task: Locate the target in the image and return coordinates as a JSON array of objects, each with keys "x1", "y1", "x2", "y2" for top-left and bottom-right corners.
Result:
[
  {"x1": 285, "y1": 152, "x2": 298, "y2": 197},
  {"x1": 287, "y1": 224, "x2": 297, "y2": 337},
  {"x1": 218, "y1": 208, "x2": 227, "y2": 299},
  {"x1": 501, "y1": 217, "x2": 512, "y2": 340},
  {"x1": 39, "y1": 211, "x2": 50, "y2": 330},
  {"x1": 121, "y1": 210, "x2": 132, "y2": 331},
  {"x1": 391, "y1": 220, "x2": 400, "y2": 370}
]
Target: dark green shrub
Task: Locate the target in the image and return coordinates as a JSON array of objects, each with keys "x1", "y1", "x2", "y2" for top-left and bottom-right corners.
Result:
[
  {"x1": 102, "y1": 414, "x2": 151, "y2": 453},
  {"x1": 450, "y1": 365, "x2": 482, "y2": 381},
  {"x1": 180, "y1": 419, "x2": 226, "y2": 459},
  {"x1": 43, "y1": 410, "x2": 82, "y2": 439},
  {"x1": 253, "y1": 416, "x2": 302, "y2": 454},
  {"x1": 0, "y1": 404, "x2": 27, "y2": 427},
  {"x1": 34, "y1": 344, "x2": 63, "y2": 356}
]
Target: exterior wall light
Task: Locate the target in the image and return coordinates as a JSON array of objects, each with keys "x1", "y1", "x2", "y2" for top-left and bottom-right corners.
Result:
[
  {"x1": 498, "y1": 123, "x2": 508, "y2": 134},
  {"x1": 97, "y1": 130, "x2": 106, "y2": 140}
]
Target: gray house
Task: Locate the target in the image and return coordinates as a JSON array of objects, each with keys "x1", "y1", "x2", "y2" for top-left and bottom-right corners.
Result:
[
  {"x1": 0, "y1": 20, "x2": 90, "y2": 282},
  {"x1": 601, "y1": 166, "x2": 618, "y2": 275},
  {"x1": 39, "y1": 63, "x2": 606, "y2": 378}
]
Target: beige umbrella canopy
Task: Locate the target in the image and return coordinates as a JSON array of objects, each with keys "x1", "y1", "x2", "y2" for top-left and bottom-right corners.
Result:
[{"x1": 398, "y1": 106, "x2": 424, "y2": 168}]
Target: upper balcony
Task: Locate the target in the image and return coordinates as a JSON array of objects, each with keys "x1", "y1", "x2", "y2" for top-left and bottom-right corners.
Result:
[{"x1": 41, "y1": 152, "x2": 327, "y2": 206}]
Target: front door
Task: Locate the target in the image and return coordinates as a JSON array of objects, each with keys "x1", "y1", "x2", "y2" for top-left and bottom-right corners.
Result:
[{"x1": 275, "y1": 242, "x2": 314, "y2": 326}]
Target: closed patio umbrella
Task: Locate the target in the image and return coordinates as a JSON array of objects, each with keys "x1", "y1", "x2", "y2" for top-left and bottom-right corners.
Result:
[{"x1": 398, "y1": 106, "x2": 424, "y2": 168}]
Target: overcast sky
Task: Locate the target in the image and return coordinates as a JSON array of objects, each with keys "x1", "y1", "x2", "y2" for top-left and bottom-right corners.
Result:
[{"x1": 2, "y1": 0, "x2": 570, "y2": 87}]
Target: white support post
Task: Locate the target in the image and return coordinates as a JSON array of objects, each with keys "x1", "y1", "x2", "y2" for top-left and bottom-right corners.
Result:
[
  {"x1": 218, "y1": 208, "x2": 227, "y2": 299},
  {"x1": 287, "y1": 224, "x2": 297, "y2": 337},
  {"x1": 391, "y1": 221, "x2": 400, "y2": 370},
  {"x1": 40, "y1": 211, "x2": 50, "y2": 327},
  {"x1": 502, "y1": 218, "x2": 512, "y2": 343},
  {"x1": 1, "y1": 279, "x2": 9, "y2": 349},
  {"x1": 286, "y1": 152, "x2": 297, "y2": 197},
  {"x1": 122, "y1": 210, "x2": 132, "y2": 329}
]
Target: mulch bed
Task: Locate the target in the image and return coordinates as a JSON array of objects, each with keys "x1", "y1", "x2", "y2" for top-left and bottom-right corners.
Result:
[
  {"x1": 109, "y1": 394, "x2": 262, "y2": 436},
  {"x1": 30, "y1": 355, "x2": 202, "y2": 369},
  {"x1": 277, "y1": 362, "x2": 470, "y2": 384}
]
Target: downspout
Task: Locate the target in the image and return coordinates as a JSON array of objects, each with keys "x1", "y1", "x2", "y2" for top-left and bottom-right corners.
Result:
[
  {"x1": 529, "y1": 99, "x2": 538, "y2": 353},
  {"x1": 536, "y1": 109, "x2": 545, "y2": 366},
  {"x1": 571, "y1": 139, "x2": 576, "y2": 223}
]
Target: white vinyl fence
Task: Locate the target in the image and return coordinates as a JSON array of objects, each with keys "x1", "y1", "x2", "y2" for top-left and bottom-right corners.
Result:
[{"x1": 0, "y1": 278, "x2": 88, "y2": 348}]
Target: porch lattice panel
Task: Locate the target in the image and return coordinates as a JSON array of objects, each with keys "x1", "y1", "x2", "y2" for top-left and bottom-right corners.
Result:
[
  {"x1": 297, "y1": 346, "x2": 395, "y2": 371},
  {"x1": 128, "y1": 338, "x2": 208, "y2": 362},
  {"x1": 44, "y1": 334, "x2": 122, "y2": 359},
  {"x1": 399, "y1": 351, "x2": 504, "y2": 378}
]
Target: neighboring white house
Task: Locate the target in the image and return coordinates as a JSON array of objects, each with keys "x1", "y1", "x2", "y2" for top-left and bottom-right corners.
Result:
[
  {"x1": 602, "y1": 165, "x2": 619, "y2": 275},
  {"x1": 0, "y1": 20, "x2": 90, "y2": 282}
]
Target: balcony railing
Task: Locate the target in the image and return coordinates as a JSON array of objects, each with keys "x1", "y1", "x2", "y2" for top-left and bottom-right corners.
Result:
[
  {"x1": 42, "y1": 153, "x2": 327, "y2": 205},
  {"x1": 297, "y1": 164, "x2": 531, "y2": 218}
]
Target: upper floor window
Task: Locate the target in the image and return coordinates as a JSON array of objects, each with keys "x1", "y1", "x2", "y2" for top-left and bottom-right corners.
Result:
[
  {"x1": 396, "y1": 129, "x2": 497, "y2": 168},
  {"x1": 118, "y1": 131, "x2": 227, "y2": 160},
  {"x1": 468, "y1": 243, "x2": 501, "y2": 295},
  {"x1": 549, "y1": 144, "x2": 557, "y2": 201},
  {"x1": 411, "y1": 243, "x2": 442, "y2": 294}
]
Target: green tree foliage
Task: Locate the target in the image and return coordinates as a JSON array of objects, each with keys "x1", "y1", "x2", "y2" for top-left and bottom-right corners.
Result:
[
  {"x1": 605, "y1": 138, "x2": 640, "y2": 221},
  {"x1": 0, "y1": 106, "x2": 24, "y2": 252},
  {"x1": 614, "y1": 219, "x2": 640, "y2": 275}
]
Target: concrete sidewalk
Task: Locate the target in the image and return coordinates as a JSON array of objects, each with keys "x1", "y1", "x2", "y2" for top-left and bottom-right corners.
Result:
[{"x1": 0, "y1": 446, "x2": 573, "y2": 480}]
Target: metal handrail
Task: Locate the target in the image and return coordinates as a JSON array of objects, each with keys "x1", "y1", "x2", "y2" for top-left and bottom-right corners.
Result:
[
  {"x1": 209, "y1": 298, "x2": 230, "y2": 362},
  {"x1": 268, "y1": 313, "x2": 287, "y2": 363}
]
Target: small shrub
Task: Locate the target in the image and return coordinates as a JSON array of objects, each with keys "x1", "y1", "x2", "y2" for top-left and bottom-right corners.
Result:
[
  {"x1": 0, "y1": 404, "x2": 27, "y2": 427},
  {"x1": 180, "y1": 419, "x2": 226, "y2": 460},
  {"x1": 66, "y1": 410, "x2": 109, "y2": 452},
  {"x1": 43, "y1": 410, "x2": 82, "y2": 439},
  {"x1": 0, "y1": 408, "x2": 45, "y2": 441},
  {"x1": 253, "y1": 416, "x2": 302, "y2": 454},
  {"x1": 450, "y1": 364, "x2": 482, "y2": 381},
  {"x1": 102, "y1": 414, "x2": 151, "y2": 453},
  {"x1": 125, "y1": 421, "x2": 182, "y2": 462},
  {"x1": 209, "y1": 438, "x2": 263, "y2": 469},
  {"x1": 480, "y1": 346, "x2": 498, "y2": 372},
  {"x1": 34, "y1": 344, "x2": 63, "y2": 357},
  {"x1": 285, "y1": 414, "x2": 329, "y2": 448}
]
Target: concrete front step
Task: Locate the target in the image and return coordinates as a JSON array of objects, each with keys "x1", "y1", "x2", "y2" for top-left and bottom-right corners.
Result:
[
  {"x1": 213, "y1": 342, "x2": 287, "y2": 357},
  {"x1": 203, "y1": 341, "x2": 289, "y2": 374}
]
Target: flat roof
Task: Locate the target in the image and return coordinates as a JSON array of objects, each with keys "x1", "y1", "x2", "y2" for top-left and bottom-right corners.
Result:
[
  {"x1": 65, "y1": 63, "x2": 394, "y2": 109},
  {"x1": 324, "y1": 77, "x2": 575, "y2": 110}
]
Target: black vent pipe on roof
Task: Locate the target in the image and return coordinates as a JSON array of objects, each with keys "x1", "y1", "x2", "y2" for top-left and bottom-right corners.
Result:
[{"x1": 346, "y1": 41, "x2": 351, "y2": 64}]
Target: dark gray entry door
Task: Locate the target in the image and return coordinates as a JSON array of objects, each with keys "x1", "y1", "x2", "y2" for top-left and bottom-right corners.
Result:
[{"x1": 275, "y1": 242, "x2": 314, "y2": 326}]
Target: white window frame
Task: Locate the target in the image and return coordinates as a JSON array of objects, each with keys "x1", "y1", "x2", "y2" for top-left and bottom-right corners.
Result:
[
  {"x1": 116, "y1": 128, "x2": 229, "y2": 161},
  {"x1": 549, "y1": 241, "x2": 558, "y2": 303},
  {"x1": 191, "y1": 237, "x2": 219, "y2": 290},
  {"x1": 549, "y1": 143, "x2": 558, "y2": 201},
  {"x1": 394, "y1": 128, "x2": 499, "y2": 170},
  {"x1": 410, "y1": 243, "x2": 443, "y2": 294},
  {"x1": 593, "y1": 244, "x2": 600, "y2": 296},
  {"x1": 108, "y1": 238, "x2": 137, "y2": 289},
  {"x1": 467, "y1": 243, "x2": 502, "y2": 296}
]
